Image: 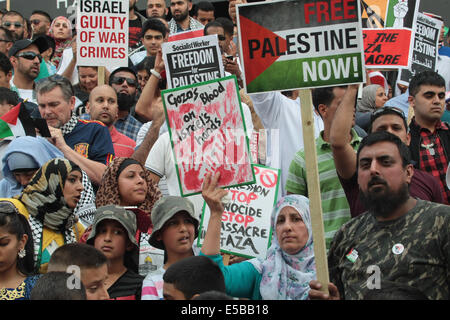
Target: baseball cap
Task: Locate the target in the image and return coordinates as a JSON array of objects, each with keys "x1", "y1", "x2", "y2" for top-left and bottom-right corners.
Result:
[
  {"x1": 149, "y1": 196, "x2": 199, "y2": 250},
  {"x1": 86, "y1": 205, "x2": 138, "y2": 247},
  {"x1": 8, "y1": 36, "x2": 49, "y2": 57}
]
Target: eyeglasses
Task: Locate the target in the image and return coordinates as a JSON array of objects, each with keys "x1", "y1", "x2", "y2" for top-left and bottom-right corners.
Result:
[
  {"x1": 15, "y1": 51, "x2": 43, "y2": 63},
  {"x1": 0, "y1": 201, "x2": 19, "y2": 215},
  {"x1": 3, "y1": 22, "x2": 23, "y2": 28},
  {"x1": 30, "y1": 19, "x2": 41, "y2": 25},
  {"x1": 111, "y1": 76, "x2": 137, "y2": 87}
]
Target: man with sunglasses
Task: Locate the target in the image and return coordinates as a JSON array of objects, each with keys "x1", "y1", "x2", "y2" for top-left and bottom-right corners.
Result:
[
  {"x1": 330, "y1": 84, "x2": 445, "y2": 218},
  {"x1": 0, "y1": 27, "x2": 13, "y2": 56},
  {"x1": 1, "y1": 11, "x2": 25, "y2": 41},
  {"x1": 29, "y1": 10, "x2": 51, "y2": 38},
  {"x1": 8, "y1": 36, "x2": 48, "y2": 104}
]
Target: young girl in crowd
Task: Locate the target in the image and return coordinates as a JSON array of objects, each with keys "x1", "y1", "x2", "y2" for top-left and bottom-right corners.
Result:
[
  {"x1": 48, "y1": 16, "x2": 73, "y2": 69},
  {"x1": 86, "y1": 205, "x2": 144, "y2": 300},
  {"x1": 4, "y1": 158, "x2": 85, "y2": 274},
  {"x1": 0, "y1": 201, "x2": 39, "y2": 300},
  {"x1": 82, "y1": 157, "x2": 161, "y2": 275},
  {"x1": 141, "y1": 196, "x2": 200, "y2": 300},
  {"x1": 201, "y1": 172, "x2": 316, "y2": 300}
]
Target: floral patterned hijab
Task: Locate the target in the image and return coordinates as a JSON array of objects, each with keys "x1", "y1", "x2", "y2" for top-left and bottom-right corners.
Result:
[
  {"x1": 249, "y1": 195, "x2": 316, "y2": 300},
  {"x1": 96, "y1": 157, "x2": 162, "y2": 214}
]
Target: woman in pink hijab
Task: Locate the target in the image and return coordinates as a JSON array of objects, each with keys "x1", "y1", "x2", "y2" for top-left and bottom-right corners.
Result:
[{"x1": 48, "y1": 16, "x2": 73, "y2": 69}]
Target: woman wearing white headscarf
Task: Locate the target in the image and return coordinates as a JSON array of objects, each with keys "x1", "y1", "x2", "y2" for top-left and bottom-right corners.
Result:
[
  {"x1": 200, "y1": 172, "x2": 316, "y2": 300},
  {"x1": 355, "y1": 84, "x2": 388, "y2": 131}
]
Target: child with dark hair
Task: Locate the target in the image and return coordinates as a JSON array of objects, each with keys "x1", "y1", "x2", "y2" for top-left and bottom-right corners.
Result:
[
  {"x1": 48, "y1": 243, "x2": 109, "y2": 300},
  {"x1": 30, "y1": 271, "x2": 86, "y2": 300},
  {"x1": 162, "y1": 256, "x2": 226, "y2": 300},
  {"x1": 141, "y1": 196, "x2": 200, "y2": 300},
  {"x1": 86, "y1": 205, "x2": 145, "y2": 300},
  {"x1": 0, "y1": 200, "x2": 39, "y2": 300}
]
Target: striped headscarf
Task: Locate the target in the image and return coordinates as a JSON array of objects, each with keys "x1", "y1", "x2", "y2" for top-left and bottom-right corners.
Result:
[{"x1": 16, "y1": 158, "x2": 81, "y2": 231}]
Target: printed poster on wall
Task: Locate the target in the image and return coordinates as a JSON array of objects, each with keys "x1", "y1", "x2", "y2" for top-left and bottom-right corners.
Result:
[
  {"x1": 76, "y1": 0, "x2": 129, "y2": 69},
  {"x1": 236, "y1": 0, "x2": 366, "y2": 93},
  {"x1": 361, "y1": 0, "x2": 420, "y2": 68},
  {"x1": 197, "y1": 165, "x2": 280, "y2": 259},
  {"x1": 163, "y1": 34, "x2": 225, "y2": 89},
  {"x1": 398, "y1": 13, "x2": 442, "y2": 86},
  {"x1": 161, "y1": 75, "x2": 255, "y2": 197}
]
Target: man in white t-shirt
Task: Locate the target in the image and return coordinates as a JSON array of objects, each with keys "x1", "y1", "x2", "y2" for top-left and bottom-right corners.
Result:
[
  {"x1": 250, "y1": 90, "x2": 324, "y2": 196},
  {"x1": 9, "y1": 37, "x2": 48, "y2": 104}
]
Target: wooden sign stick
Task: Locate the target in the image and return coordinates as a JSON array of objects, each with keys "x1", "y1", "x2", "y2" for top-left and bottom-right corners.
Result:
[
  {"x1": 299, "y1": 89, "x2": 330, "y2": 294},
  {"x1": 223, "y1": 253, "x2": 231, "y2": 266},
  {"x1": 98, "y1": 66, "x2": 106, "y2": 86}
]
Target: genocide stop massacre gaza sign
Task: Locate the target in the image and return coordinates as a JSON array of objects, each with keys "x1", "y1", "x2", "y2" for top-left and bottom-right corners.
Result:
[
  {"x1": 236, "y1": 0, "x2": 365, "y2": 93},
  {"x1": 163, "y1": 35, "x2": 225, "y2": 89},
  {"x1": 77, "y1": 0, "x2": 128, "y2": 69},
  {"x1": 198, "y1": 165, "x2": 280, "y2": 259},
  {"x1": 398, "y1": 12, "x2": 442, "y2": 86},
  {"x1": 162, "y1": 76, "x2": 255, "y2": 197}
]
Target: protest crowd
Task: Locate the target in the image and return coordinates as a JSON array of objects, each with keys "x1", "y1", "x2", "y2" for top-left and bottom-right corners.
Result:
[{"x1": 0, "y1": 0, "x2": 449, "y2": 302}]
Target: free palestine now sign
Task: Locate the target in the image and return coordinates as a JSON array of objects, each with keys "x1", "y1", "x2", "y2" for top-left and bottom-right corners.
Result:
[{"x1": 236, "y1": 0, "x2": 366, "y2": 93}]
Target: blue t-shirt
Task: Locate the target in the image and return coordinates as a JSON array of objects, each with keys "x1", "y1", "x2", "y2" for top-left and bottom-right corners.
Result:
[{"x1": 64, "y1": 119, "x2": 115, "y2": 165}]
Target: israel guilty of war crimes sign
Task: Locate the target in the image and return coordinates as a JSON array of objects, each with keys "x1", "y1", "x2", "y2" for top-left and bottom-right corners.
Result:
[
  {"x1": 163, "y1": 35, "x2": 225, "y2": 89},
  {"x1": 77, "y1": 0, "x2": 129, "y2": 69},
  {"x1": 398, "y1": 13, "x2": 442, "y2": 86},
  {"x1": 198, "y1": 165, "x2": 280, "y2": 259},
  {"x1": 162, "y1": 76, "x2": 255, "y2": 197},
  {"x1": 236, "y1": 0, "x2": 365, "y2": 93}
]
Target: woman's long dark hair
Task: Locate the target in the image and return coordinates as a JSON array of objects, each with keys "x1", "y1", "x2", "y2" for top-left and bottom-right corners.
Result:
[{"x1": 0, "y1": 209, "x2": 35, "y2": 276}]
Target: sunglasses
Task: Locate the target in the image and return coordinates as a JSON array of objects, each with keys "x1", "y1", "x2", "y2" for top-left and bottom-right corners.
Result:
[
  {"x1": 372, "y1": 106, "x2": 406, "y2": 119},
  {"x1": 218, "y1": 35, "x2": 226, "y2": 41},
  {"x1": 15, "y1": 51, "x2": 43, "y2": 63},
  {"x1": 30, "y1": 19, "x2": 41, "y2": 25},
  {"x1": 3, "y1": 22, "x2": 23, "y2": 28},
  {"x1": 111, "y1": 76, "x2": 137, "y2": 87},
  {"x1": 0, "y1": 201, "x2": 19, "y2": 215}
]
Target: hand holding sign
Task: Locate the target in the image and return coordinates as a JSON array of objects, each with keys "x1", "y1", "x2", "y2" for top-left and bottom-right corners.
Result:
[
  {"x1": 202, "y1": 172, "x2": 228, "y2": 216},
  {"x1": 201, "y1": 171, "x2": 228, "y2": 256}
]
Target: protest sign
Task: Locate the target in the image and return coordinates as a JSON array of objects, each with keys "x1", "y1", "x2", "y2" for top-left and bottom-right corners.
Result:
[
  {"x1": 361, "y1": 0, "x2": 420, "y2": 68},
  {"x1": 197, "y1": 165, "x2": 279, "y2": 259},
  {"x1": 168, "y1": 29, "x2": 205, "y2": 42},
  {"x1": 162, "y1": 34, "x2": 225, "y2": 89},
  {"x1": 398, "y1": 13, "x2": 442, "y2": 86},
  {"x1": 236, "y1": 0, "x2": 365, "y2": 93},
  {"x1": 76, "y1": 0, "x2": 128, "y2": 69},
  {"x1": 162, "y1": 75, "x2": 255, "y2": 197}
]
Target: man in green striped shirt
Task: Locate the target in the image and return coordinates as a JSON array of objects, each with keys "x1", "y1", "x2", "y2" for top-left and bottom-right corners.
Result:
[{"x1": 286, "y1": 86, "x2": 362, "y2": 250}]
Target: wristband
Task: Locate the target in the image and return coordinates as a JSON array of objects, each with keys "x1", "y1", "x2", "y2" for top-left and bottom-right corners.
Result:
[{"x1": 150, "y1": 69, "x2": 162, "y2": 79}]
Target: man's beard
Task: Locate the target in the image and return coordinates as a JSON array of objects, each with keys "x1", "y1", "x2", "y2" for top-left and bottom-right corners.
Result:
[
  {"x1": 173, "y1": 10, "x2": 189, "y2": 22},
  {"x1": 359, "y1": 176, "x2": 410, "y2": 219},
  {"x1": 117, "y1": 92, "x2": 135, "y2": 111}
]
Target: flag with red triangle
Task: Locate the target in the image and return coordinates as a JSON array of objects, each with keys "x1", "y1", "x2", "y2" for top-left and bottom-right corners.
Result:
[
  {"x1": 0, "y1": 103, "x2": 37, "y2": 140},
  {"x1": 236, "y1": 0, "x2": 366, "y2": 93}
]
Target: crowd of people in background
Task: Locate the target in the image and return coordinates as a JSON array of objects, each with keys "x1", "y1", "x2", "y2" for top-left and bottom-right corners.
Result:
[{"x1": 0, "y1": 0, "x2": 449, "y2": 301}]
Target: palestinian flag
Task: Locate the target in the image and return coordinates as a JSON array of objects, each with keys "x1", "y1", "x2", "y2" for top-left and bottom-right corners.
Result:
[
  {"x1": 0, "y1": 103, "x2": 37, "y2": 139},
  {"x1": 236, "y1": 0, "x2": 365, "y2": 93}
]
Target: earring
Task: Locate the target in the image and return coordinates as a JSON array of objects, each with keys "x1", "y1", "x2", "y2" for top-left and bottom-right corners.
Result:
[{"x1": 18, "y1": 248, "x2": 26, "y2": 259}]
